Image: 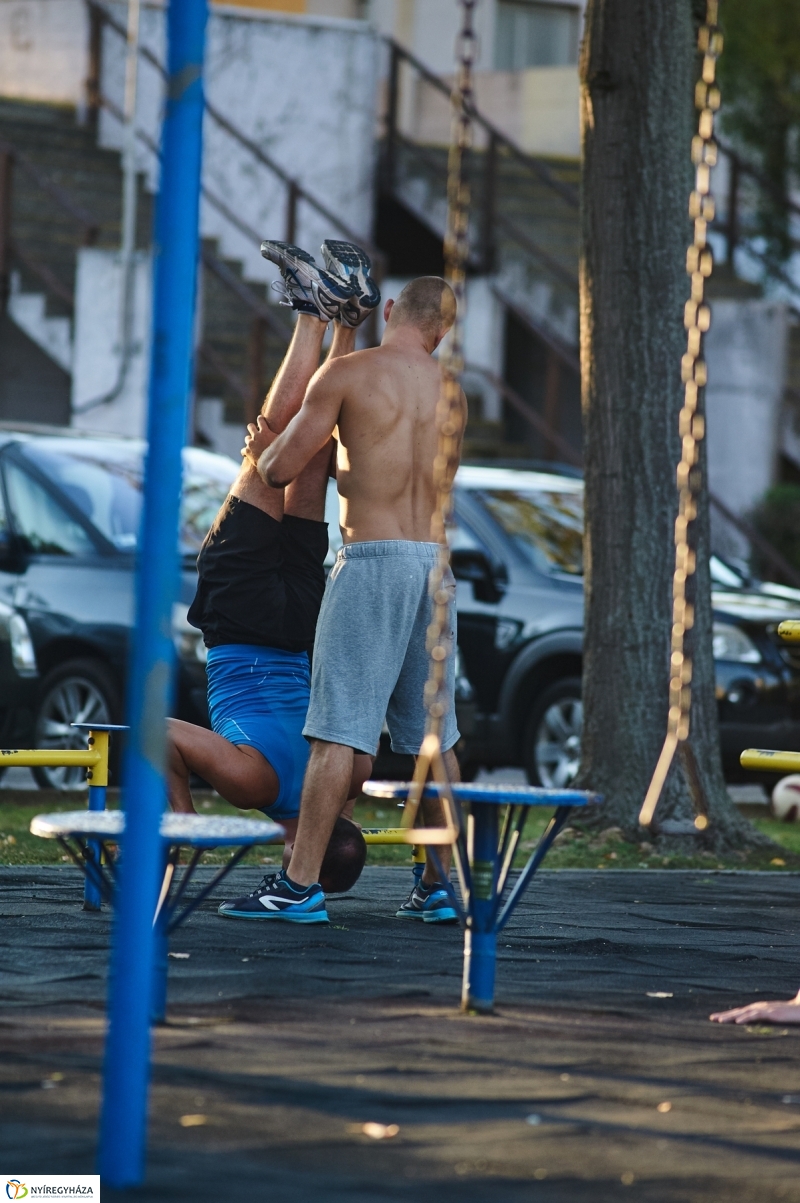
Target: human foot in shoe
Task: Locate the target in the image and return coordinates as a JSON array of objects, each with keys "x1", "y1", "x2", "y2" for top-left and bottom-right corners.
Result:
[
  {"x1": 218, "y1": 869, "x2": 329, "y2": 923},
  {"x1": 261, "y1": 240, "x2": 355, "y2": 321},
  {"x1": 320, "y1": 239, "x2": 381, "y2": 328}
]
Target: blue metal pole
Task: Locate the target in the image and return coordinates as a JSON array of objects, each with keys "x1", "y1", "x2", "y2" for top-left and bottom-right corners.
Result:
[
  {"x1": 462, "y1": 803, "x2": 498, "y2": 1014},
  {"x1": 84, "y1": 784, "x2": 106, "y2": 911},
  {"x1": 97, "y1": 0, "x2": 208, "y2": 1185}
]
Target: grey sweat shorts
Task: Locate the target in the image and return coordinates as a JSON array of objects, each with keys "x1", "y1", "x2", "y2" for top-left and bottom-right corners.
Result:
[{"x1": 303, "y1": 539, "x2": 460, "y2": 757}]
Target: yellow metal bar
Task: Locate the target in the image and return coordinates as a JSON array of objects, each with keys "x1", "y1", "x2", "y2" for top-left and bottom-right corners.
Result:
[
  {"x1": 778, "y1": 621, "x2": 800, "y2": 643},
  {"x1": 0, "y1": 749, "x2": 102, "y2": 768},
  {"x1": 740, "y1": 748, "x2": 800, "y2": 773},
  {"x1": 363, "y1": 827, "x2": 418, "y2": 846}
]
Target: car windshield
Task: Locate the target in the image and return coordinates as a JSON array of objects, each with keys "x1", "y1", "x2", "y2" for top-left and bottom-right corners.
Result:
[
  {"x1": 21, "y1": 439, "x2": 238, "y2": 554},
  {"x1": 474, "y1": 485, "x2": 584, "y2": 576}
]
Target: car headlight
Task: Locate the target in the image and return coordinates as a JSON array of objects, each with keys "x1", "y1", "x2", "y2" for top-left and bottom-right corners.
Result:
[
  {"x1": 712, "y1": 622, "x2": 761, "y2": 664},
  {"x1": 9, "y1": 613, "x2": 38, "y2": 677},
  {"x1": 172, "y1": 603, "x2": 208, "y2": 664}
]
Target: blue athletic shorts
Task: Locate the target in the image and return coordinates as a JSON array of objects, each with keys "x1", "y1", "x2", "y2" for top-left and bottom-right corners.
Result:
[{"x1": 205, "y1": 643, "x2": 311, "y2": 820}]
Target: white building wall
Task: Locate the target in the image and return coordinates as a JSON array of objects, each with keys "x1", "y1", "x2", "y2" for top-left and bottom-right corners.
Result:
[
  {"x1": 0, "y1": 0, "x2": 89, "y2": 108},
  {"x1": 705, "y1": 299, "x2": 789, "y2": 518},
  {"x1": 71, "y1": 248, "x2": 153, "y2": 438},
  {"x1": 97, "y1": 3, "x2": 379, "y2": 288}
]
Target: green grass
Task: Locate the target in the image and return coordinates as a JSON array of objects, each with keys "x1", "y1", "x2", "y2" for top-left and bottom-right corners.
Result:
[{"x1": 1, "y1": 790, "x2": 798, "y2": 871}]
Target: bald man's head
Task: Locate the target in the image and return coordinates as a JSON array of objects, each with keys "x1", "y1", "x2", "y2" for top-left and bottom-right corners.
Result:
[{"x1": 387, "y1": 276, "x2": 456, "y2": 343}]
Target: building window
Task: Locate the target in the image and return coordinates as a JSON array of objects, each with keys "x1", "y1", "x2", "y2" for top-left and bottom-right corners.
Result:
[{"x1": 495, "y1": 1, "x2": 580, "y2": 71}]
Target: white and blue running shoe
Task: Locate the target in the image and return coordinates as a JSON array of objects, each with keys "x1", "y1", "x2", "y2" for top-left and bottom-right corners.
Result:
[
  {"x1": 218, "y1": 870, "x2": 329, "y2": 924},
  {"x1": 261, "y1": 240, "x2": 355, "y2": 321},
  {"x1": 320, "y1": 239, "x2": 381, "y2": 327},
  {"x1": 396, "y1": 880, "x2": 458, "y2": 924}
]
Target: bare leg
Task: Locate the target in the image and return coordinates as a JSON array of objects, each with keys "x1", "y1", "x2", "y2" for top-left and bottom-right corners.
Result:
[
  {"x1": 263, "y1": 314, "x2": 330, "y2": 433},
  {"x1": 287, "y1": 740, "x2": 354, "y2": 886},
  {"x1": 710, "y1": 992, "x2": 800, "y2": 1024},
  {"x1": 419, "y1": 746, "x2": 459, "y2": 886},
  {"x1": 167, "y1": 718, "x2": 280, "y2": 812},
  {"x1": 282, "y1": 752, "x2": 373, "y2": 867}
]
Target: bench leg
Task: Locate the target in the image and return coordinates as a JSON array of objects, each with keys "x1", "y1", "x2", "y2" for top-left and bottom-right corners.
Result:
[
  {"x1": 83, "y1": 784, "x2": 106, "y2": 911},
  {"x1": 462, "y1": 802, "x2": 498, "y2": 1014},
  {"x1": 151, "y1": 908, "x2": 169, "y2": 1025}
]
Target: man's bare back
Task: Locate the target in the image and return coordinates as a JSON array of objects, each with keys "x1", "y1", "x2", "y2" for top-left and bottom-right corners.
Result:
[{"x1": 245, "y1": 279, "x2": 463, "y2": 544}]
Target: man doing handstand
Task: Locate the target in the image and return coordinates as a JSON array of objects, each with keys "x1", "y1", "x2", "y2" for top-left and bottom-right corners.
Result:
[
  {"x1": 167, "y1": 241, "x2": 379, "y2": 892},
  {"x1": 219, "y1": 269, "x2": 465, "y2": 925}
]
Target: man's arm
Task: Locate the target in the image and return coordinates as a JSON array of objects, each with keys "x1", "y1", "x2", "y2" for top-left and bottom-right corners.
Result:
[{"x1": 245, "y1": 358, "x2": 346, "y2": 489}]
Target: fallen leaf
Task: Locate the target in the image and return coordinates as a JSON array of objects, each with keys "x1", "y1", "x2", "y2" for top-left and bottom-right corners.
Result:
[
  {"x1": 361, "y1": 1122, "x2": 399, "y2": 1140},
  {"x1": 657, "y1": 1101, "x2": 672, "y2": 1113},
  {"x1": 168, "y1": 952, "x2": 190, "y2": 960},
  {"x1": 179, "y1": 1114, "x2": 207, "y2": 1128},
  {"x1": 771, "y1": 858, "x2": 786, "y2": 866}
]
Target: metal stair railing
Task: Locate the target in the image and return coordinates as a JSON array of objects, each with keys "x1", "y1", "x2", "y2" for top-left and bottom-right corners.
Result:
[
  {"x1": 381, "y1": 37, "x2": 579, "y2": 297},
  {"x1": 96, "y1": 86, "x2": 295, "y2": 415},
  {"x1": 0, "y1": 137, "x2": 99, "y2": 311},
  {"x1": 86, "y1": 0, "x2": 382, "y2": 264}
]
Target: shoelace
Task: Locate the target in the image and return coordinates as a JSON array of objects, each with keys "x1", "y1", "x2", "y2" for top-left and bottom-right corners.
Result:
[
  {"x1": 269, "y1": 279, "x2": 297, "y2": 308},
  {"x1": 251, "y1": 872, "x2": 280, "y2": 896}
]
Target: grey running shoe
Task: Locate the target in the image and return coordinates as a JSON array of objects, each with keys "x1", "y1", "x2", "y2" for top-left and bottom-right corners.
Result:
[
  {"x1": 320, "y1": 239, "x2": 381, "y2": 327},
  {"x1": 261, "y1": 240, "x2": 355, "y2": 320}
]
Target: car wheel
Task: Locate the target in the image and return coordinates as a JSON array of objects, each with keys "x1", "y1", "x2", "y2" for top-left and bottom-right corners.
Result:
[
  {"x1": 33, "y1": 659, "x2": 120, "y2": 790},
  {"x1": 523, "y1": 678, "x2": 582, "y2": 788}
]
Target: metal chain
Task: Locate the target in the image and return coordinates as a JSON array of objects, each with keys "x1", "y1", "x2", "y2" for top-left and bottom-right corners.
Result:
[
  {"x1": 401, "y1": 0, "x2": 475, "y2": 831},
  {"x1": 423, "y1": 0, "x2": 475, "y2": 741},
  {"x1": 640, "y1": 0, "x2": 723, "y2": 828}
]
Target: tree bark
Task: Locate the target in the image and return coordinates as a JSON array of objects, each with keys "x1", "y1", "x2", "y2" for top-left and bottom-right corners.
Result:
[{"x1": 577, "y1": 0, "x2": 764, "y2": 851}]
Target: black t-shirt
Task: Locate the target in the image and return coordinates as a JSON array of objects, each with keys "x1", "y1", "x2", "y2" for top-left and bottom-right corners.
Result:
[{"x1": 187, "y1": 495, "x2": 328, "y2": 653}]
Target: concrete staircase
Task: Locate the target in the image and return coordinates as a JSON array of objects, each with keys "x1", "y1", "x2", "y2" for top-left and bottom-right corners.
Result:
[{"x1": 0, "y1": 98, "x2": 287, "y2": 434}]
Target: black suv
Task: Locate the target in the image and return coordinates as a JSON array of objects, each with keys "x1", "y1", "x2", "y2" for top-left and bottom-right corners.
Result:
[
  {"x1": 433, "y1": 465, "x2": 800, "y2": 784},
  {"x1": 0, "y1": 426, "x2": 237, "y2": 787}
]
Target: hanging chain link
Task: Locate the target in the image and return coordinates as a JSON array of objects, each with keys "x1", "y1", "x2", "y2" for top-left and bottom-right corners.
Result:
[
  {"x1": 401, "y1": 0, "x2": 475, "y2": 833},
  {"x1": 424, "y1": 0, "x2": 475, "y2": 738},
  {"x1": 640, "y1": 0, "x2": 723, "y2": 828}
]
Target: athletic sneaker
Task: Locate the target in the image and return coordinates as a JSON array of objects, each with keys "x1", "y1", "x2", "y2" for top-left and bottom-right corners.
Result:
[
  {"x1": 320, "y1": 239, "x2": 381, "y2": 327},
  {"x1": 261, "y1": 240, "x2": 355, "y2": 321},
  {"x1": 218, "y1": 870, "x2": 329, "y2": 923},
  {"x1": 396, "y1": 880, "x2": 458, "y2": 924}
]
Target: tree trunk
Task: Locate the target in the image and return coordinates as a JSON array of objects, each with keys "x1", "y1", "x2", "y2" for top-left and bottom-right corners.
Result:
[{"x1": 577, "y1": 0, "x2": 764, "y2": 851}]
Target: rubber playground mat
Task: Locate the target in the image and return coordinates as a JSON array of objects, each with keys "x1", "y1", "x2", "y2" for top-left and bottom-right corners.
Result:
[{"x1": 1, "y1": 866, "x2": 800, "y2": 1201}]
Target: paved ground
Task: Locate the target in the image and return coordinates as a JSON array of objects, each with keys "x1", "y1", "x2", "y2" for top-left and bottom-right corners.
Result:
[{"x1": 1, "y1": 866, "x2": 800, "y2": 1201}]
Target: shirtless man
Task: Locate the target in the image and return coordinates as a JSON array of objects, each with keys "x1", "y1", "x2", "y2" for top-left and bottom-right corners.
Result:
[
  {"x1": 167, "y1": 241, "x2": 379, "y2": 891},
  {"x1": 218, "y1": 268, "x2": 465, "y2": 925}
]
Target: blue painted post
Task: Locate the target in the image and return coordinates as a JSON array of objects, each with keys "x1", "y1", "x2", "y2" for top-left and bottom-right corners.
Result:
[
  {"x1": 462, "y1": 803, "x2": 499, "y2": 1013},
  {"x1": 83, "y1": 784, "x2": 106, "y2": 911},
  {"x1": 97, "y1": 0, "x2": 208, "y2": 1186}
]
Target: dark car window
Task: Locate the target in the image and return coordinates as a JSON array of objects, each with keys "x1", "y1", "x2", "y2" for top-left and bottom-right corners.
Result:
[
  {"x1": 5, "y1": 461, "x2": 95, "y2": 556},
  {"x1": 17, "y1": 440, "x2": 237, "y2": 555},
  {"x1": 475, "y1": 486, "x2": 583, "y2": 576}
]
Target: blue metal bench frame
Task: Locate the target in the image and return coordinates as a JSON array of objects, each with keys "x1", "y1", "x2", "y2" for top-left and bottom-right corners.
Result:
[
  {"x1": 30, "y1": 809, "x2": 284, "y2": 1022},
  {"x1": 363, "y1": 780, "x2": 602, "y2": 1012}
]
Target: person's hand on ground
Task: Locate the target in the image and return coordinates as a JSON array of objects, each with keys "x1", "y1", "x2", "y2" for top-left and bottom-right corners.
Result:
[
  {"x1": 710, "y1": 992, "x2": 800, "y2": 1024},
  {"x1": 242, "y1": 415, "x2": 274, "y2": 468}
]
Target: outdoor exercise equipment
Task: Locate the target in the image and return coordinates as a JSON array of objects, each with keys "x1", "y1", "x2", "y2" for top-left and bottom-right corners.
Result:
[
  {"x1": 1, "y1": 722, "x2": 126, "y2": 910},
  {"x1": 640, "y1": 0, "x2": 723, "y2": 832},
  {"x1": 359, "y1": 0, "x2": 599, "y2": 1014},
  {"x1": 739, "y1": 621, "x2": 800, "y2": 776},
  {"x1": 30, "y1": 808, "x2": 283, "y2": 1023},
  {"x1": 364, "y1": 781, "x2": 600, "y2": 1012}
]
